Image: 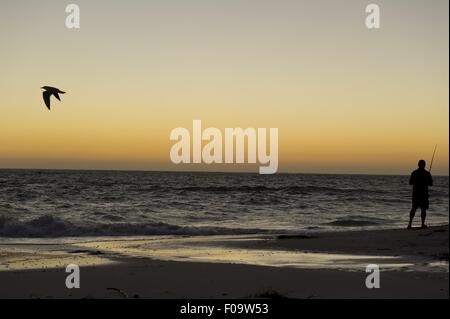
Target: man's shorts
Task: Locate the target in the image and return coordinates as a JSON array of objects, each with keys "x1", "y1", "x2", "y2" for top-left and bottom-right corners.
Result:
[{"x1": 412, "y1": 198, "x2": 429, "y2": 210}]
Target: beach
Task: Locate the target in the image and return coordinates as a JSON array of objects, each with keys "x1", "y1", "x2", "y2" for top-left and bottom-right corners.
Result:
[
  {"x1": 0, "y1": 225, "x2": 448, "y2": 299},
  {"x1": 1, "y1": 0, "x2": 448, "y2": 305}
]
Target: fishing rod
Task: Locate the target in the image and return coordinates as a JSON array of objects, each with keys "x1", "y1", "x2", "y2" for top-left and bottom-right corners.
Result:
[{"x1": 429, "y1": 144, "x2": 437, "y2": 173}]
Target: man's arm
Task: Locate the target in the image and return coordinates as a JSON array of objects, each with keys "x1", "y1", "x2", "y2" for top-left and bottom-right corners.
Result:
[
  {"x1": 428, "y1": 173, "x2": 433, "y2": 186},
  {"x1": 409, "y1": 172, "x2": 414, "y2": 185}
]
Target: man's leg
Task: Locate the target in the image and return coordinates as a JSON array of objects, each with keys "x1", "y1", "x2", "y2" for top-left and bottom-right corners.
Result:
[
  {"x1": 408, "y1": 205, "x2": 418, "y2": 229},
  {"x1": 421, "y1": 208, "x2": 427, "y2": 228}
]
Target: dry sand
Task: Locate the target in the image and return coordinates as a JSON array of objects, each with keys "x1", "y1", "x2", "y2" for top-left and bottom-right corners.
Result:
[{"x1": 0, "y1": 225, "x2": 448, "y2": 299}]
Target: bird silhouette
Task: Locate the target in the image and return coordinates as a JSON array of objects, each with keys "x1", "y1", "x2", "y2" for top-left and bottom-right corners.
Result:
[{"x1": 41, "y1": 86, "x2": 66, "y2": 110}]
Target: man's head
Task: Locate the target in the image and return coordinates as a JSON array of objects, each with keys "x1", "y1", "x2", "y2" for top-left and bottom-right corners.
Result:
[{"x1": 418, "y1": 160, "x2": 426, "y2": 169}]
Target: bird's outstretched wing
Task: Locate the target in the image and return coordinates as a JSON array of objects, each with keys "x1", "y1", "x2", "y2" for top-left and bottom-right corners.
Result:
[
  {"x1": 42, "y1": 91, "x2": 51, "y2": 110},
  {"x1": 54, "y1": 92, "x2": 61, "y2": 101}
]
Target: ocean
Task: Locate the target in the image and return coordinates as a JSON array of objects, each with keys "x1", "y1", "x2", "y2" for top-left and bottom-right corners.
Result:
[{"x1": 0, "y1": 170, "x2": 448, "y2": 238}]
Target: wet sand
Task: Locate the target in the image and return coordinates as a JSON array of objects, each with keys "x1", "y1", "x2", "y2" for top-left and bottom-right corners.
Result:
[{"x1": 0, "y1": 225, "x2": 448, "y2": 299}]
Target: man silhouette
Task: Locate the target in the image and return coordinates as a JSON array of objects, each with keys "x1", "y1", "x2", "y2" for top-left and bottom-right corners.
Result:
[{"x1": 408, "y1": 160, "x2": 433, "y2": 229}]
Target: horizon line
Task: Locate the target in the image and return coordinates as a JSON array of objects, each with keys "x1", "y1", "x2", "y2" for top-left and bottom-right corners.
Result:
[{"x1": 0, "y1": 167, "x2": 448, "y2": 178}]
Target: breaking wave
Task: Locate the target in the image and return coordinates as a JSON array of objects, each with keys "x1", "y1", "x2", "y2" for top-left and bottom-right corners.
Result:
[
  {"x1": 324, "y1": 215, "x2": 385, "y2": 227},
  {"x1": 0, "y1": 214, "x2": 270, "y2": 238}
]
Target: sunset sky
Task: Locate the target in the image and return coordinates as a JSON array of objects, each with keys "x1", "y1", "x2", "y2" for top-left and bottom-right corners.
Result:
[{"x1": 0, "y1": 0, "x2": 448, "y2": 175}]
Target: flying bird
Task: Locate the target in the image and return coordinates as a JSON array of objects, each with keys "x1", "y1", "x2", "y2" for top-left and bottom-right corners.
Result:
[{"x1": 41, "y1": 86, "x2": 66, "y2": 110}]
